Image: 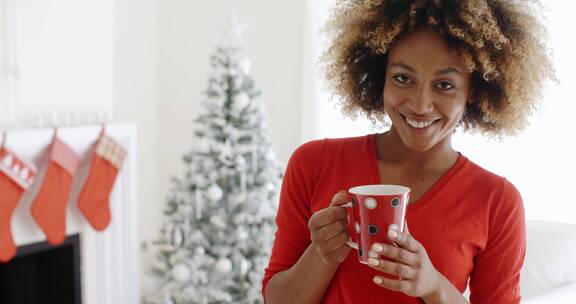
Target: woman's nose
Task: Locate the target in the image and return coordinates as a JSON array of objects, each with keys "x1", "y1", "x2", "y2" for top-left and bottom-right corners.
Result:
[{"x1": 408, "y1": 86, "x2": 434, "y2": 114}]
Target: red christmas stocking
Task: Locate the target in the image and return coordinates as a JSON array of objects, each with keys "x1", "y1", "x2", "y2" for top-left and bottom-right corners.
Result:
[
  {"x1": 78, "y1": 132, "x2": 126, "y2": 231},
  {"x1": 0, "y1": 146, "x2": 37, "y2": 262},
  {"x1": 31, "y1": 135, "x2": 79, "y2": 245}
]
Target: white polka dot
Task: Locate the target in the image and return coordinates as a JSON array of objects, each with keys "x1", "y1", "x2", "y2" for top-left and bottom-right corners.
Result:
[{"x1": 365, "y1": 197, "x2": 377, "y2": 209}]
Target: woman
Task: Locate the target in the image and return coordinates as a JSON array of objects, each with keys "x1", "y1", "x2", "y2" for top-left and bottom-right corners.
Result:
[{"x1": 263, "y1": 0, "x2": 554, "y2": 303}]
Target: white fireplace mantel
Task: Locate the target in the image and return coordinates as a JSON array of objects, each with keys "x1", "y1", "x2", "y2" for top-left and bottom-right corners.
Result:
[{"x1": 6, "y1": 123, "x2": 140, "y2": 304}]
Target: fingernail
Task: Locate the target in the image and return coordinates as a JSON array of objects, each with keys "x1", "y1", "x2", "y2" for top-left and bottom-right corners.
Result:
[
  {"x1": 368, "y1": 258, "x2": 379, "y2": 266},
  {"x1": 373, "y1": 276, "x2": 383, "y2": 284},
  {"x1": 372, "y1": 243, "x2": 383, "y2": 253},
  {"x1": 368, "y1": 251, "x2": 379, "y2": 258},
  {"x1": 389, "y1": 223, "x2": 399, "y2": 231},
  {"x1": 388, "y1": 229, "x2": 398, "y2": 239}
]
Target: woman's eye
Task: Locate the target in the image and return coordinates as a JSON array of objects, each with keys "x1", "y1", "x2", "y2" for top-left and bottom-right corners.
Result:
[
  {"x1": 393, "y1": 75, "x2": 410, "y2": 84},
  {"x1": 436, "y1": 81, "x2": 455, "y2": 90}
]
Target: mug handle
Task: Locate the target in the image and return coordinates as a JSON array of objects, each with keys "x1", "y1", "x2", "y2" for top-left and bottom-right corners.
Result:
[{"x1": 341, "y1": 201, "x2": 358, "y2": 249}]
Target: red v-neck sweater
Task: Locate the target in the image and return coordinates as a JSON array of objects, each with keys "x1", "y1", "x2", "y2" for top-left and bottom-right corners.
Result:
[{"x1": 263, "y1": 134, "x2": 525, "y2": 303}]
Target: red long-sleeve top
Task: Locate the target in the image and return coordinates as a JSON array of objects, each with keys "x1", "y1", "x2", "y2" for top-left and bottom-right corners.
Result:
[{"x1": 263, "y1": 134, "x2": 525, "y2": 303}]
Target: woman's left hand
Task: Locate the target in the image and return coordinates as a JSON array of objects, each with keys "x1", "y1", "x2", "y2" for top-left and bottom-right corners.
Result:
[{"x1": 367, "y1": 221, "x2": 443, "y2": 299}]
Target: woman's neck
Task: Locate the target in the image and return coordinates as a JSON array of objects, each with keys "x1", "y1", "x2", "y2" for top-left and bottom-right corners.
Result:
[{"x1": 376, "y1": 127, "x2": 459, "y2": 173}]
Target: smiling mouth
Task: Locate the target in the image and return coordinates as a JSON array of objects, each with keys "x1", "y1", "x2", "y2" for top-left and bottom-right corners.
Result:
[{"x1": 403, "y1": 115, "x2": 441, "y2": 129}]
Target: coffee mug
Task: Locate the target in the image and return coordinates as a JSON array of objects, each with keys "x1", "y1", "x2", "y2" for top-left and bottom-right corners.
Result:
[{"x1": 342, "y1": 184, "x2": 411, "y2": 264}]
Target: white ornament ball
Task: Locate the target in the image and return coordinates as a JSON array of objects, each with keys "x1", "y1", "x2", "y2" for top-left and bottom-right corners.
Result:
[
  {"x1": 215, "y1": 257, "x2": 233, "y2": 273},
  {"x1": 195, "y1": 246, "x2": 205, "y2": 255},
  {"x1": 239, "y1": 58, "x2": 251, "y2": 74},
  {"x1": 207, "y1": 184, "x2": 223, "y2": 202},
  {"x1": 236, "y1": 226, "x2": 249, "y2": 240},
  {"x1": 234, "y1": 93, "x2": 250, "y2": 110},
  {"x1": 266, "y1": 182, "x2": 275, "y2": 191},
  {"x1": 171, "y1": 263, "x2": 191, "y2": 283},
  {"x1": 240, "y1": 259, "x2": 252, "y2": 275}
]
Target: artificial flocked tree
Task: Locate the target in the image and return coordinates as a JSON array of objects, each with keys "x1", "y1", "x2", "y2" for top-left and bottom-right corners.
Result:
[{"x1": 146, "y1": 17, "x2": 283, "y2": 304}]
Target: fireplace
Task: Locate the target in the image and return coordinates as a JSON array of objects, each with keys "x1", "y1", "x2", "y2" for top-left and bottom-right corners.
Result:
[
  {"x1": 0, "y1": 234, "x2": 82, "y2": 304},
  {"x1": 5, "y1": 124, "x2": 140, "y2": 304}
]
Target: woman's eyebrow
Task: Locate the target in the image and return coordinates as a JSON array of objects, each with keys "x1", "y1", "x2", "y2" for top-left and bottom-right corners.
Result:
[
  {"x1": 390, "y1": 62, "x2": 463, "y2": 76},
  {"x1": 389, "y1": 62, "x2": 416, "y2": 73},
  {"x1": 435, "y1": 67, "x2": 464, "y2": 76}
]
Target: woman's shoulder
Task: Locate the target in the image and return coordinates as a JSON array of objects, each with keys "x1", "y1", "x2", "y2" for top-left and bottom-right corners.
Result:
[
  {"x1": 460, "y1": 156, "x2": 522, "y2": 201},
  {"x1": 461, "y1": 156, "x2": 503, "y2": 182},
  {"x1": 287, "y1": 134, "x2": 373, "y2": 170},
  {"x1": 292, "y1": 134, "x2": 373, "y2": 157}
]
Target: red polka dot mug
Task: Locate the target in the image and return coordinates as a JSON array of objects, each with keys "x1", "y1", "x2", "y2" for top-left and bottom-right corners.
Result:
[{"x1": 342, "y1": 184, "x2": 411, "y2": 265}]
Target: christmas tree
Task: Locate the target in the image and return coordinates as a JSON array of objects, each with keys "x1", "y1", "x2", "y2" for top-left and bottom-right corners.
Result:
[{"x1": 146, "y1": 17, "x2": 283, "y2": 304}]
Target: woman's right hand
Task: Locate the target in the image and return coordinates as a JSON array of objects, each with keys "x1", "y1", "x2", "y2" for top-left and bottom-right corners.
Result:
[{"x1": 308, "y1": 190, "x2": 352, "y2": 264}]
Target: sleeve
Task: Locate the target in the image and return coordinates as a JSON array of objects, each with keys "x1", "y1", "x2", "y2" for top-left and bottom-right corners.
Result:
[
  {"x1": 468, "y1": 179, "x2": 526, "y2": 304},
  {"x1": 261, "y1": 140, "x2": 323, "y2": 299}
]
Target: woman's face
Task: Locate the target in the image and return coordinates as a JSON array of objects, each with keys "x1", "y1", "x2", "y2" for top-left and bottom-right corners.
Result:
[{"x1": 383, "y1": 28, "x2": 472, "y2": 152}]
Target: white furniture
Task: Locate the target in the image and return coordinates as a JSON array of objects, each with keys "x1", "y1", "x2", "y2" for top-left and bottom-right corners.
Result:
[
  {"x1": 462, "y1": 220, "x2": 576, "y2": 303},
  {"x1": 520, "y1": 220, "x2": 576, "y2": 303}
]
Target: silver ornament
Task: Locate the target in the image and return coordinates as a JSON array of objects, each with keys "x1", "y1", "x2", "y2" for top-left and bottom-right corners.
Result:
[
  {"x1": 214, "y1": 257, "x2": 233, "y2": 273},
  {"x1": 171, "y1": 263, "x2": 191, "y2": 283},
  {"x1": 206, "y1": 184, "x2": 223, "y2": 202}
]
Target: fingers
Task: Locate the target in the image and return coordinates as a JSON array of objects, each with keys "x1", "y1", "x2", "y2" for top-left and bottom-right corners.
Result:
[
  {"x1": 312, "y1": 223, "x2": 351, "y2": 264},
  {"x1": 308, "y1": 190, "x2": 349, "y2": 230},
  {"x1": 316, "y1": 231, "x2": 350, "y2": 256},
  {"x1": 310, "y1": 220, "x2": 348, "y2": 244},
  {"x1": 370, "y1": 242, "x2": 419, "y2": 266},
  {"x1": 308, "y1": 207, "x2": 347, "y2": 231},
  {"x1": 308, "y1": 190, "x2": 354, "y2": 265},
  {"x1": 387, "y1": 224, "x2": 420, "y2": 253},
  {"x1": 367, "y1": 257, "x2": 416, "y2": 280},
  {"x1": 372, "y1": 275, "x2": 415, "y2": 295},
  {"x1": 329, "y1": 189, "x2": 350, "y2": 207}
]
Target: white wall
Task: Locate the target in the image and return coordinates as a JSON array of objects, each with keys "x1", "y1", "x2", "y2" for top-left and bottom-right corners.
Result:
[
  {"x1": 301, "y1": 0, "x2": 375, "y2": 142},
  {"x1": 10, "y1": 0, "x2": 115, "y2": 124},
  {"x1": 114, "y1": 0, "x2": 158, "y2": 273},
  {"x1": 155, "y1": 0, "x2": 303, "y2": 243}
]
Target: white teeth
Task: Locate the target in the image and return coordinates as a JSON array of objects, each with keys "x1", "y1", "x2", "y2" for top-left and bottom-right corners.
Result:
[{"x1": 405, "y1": 117, "x2": 436, "y2": 129}]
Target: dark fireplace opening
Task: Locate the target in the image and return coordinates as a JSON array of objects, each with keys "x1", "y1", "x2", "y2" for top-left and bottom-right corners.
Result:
[{"x1": 0, "y1": 234, "x2": 82, "y2": 304}]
